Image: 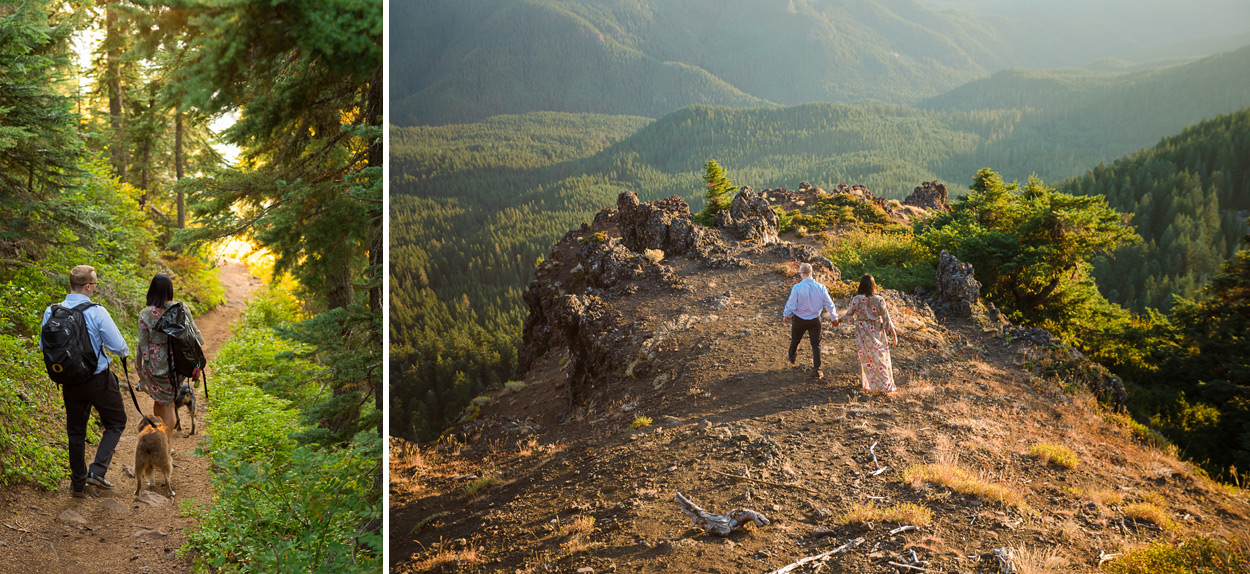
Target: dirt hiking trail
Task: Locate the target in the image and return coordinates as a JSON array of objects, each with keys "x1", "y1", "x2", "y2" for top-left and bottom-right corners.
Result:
[{"x1": 0, "y1": 260, "x2": 261, "y2": 573}]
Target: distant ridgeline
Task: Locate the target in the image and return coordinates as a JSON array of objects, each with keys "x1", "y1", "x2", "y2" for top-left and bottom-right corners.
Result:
[
  {"x1": 391, "y1": 0, "x2": 1250, "y2": 126},
  {"x1": 390, "y1": 46, "x2": 1250, "y2": 442}
]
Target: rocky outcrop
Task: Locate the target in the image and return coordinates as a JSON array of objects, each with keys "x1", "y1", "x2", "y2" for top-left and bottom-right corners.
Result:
[
  {"x1": 716, "y1": 186, "x2": 780, "y2": 244},
  {"x1": 617, "y1": 191, "x2": 687, "y2": 253},
  {"x1": 773, "y1": 242, "x2": 837, "y2": 278},
  {"x1": 577, "y1": 238, "x2": 649, "y2": 289},
  {"x1": 519, "y1": 289, "x2": 635, "y2": 409},
  {"x1": 933, "y1": 250, "x2": 981, "y2": 317},
  {"x1": 904, "y1": 181, "x2": 950, "y2": 211},
  {"x1": 616, "y1": 191, "x2": 731, "y2": 261}
]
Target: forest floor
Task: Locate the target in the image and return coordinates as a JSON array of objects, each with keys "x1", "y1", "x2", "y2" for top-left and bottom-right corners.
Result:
[
  {"x1": 392, "y1": 231, "x2": 1250, "y2": 573},
  {"x1": 0, "y1": 260, "x2": 261, "y2": 573}
]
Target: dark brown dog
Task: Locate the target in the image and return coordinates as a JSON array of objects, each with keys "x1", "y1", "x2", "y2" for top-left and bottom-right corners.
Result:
[
  {"x1": 134, "y1": 415, "x2": 174, "y2": 497},
  {"x1": 173, "y1": 379, "x2": 196, "y2": 435}
]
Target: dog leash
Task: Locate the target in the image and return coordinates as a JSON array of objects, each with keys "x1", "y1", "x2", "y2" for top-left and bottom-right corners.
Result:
[{"x1": 119, "y1": 357, "x2": 159, "y2": 428}]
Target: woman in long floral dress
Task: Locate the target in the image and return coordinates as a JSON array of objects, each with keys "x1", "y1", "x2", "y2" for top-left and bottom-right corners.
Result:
[
  {"x1": 137, "y1": 274, "x2": 204, "y2": 440},
  {"x1": 837, "y1": 274, "x2": 898, "y2": 392}
]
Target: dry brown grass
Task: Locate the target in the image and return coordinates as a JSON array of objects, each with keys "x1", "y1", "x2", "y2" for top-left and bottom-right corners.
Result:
[
  {"x1": 1029, "y1": 442, "x2": 1080, "y2": 469},
  {"x1": 1011, "y1": 545, "x2": 1070, "y2": 574},
  {"x1": 557, "y1": 515, "x2": 597, "y2": 554},
  {"x1": 1091, "y1": 488, "x2": 1125, "y2": 506},
  {"x1": 840, "y1": 502, "x2": 934, "y2": 526},
  {"x1": 557, "y1": 515, "x2": 596, "y2": 537},
  {"x1": 405, "y1": 547, "x2": 480, "y2": 573},
  {"x1": 903, "y1": 463, "x2": 1028, "y2": 509},
  {"x1": 1124, "y1": 502, "x2": 1176, "y2": 530}
]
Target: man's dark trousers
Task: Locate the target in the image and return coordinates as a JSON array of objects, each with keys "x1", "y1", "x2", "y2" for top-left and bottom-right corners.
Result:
[
  {"x1": 63, "y1": 368, "x2": 127, "y2": 490},
  {"x1": 788, "y1": 316, "x2": 823, "y2": 370}
]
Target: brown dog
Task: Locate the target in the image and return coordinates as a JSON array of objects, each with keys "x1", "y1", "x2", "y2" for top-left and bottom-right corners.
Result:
[{"x1": 134, "y1": 415, "x2": 174, "y2": 497}]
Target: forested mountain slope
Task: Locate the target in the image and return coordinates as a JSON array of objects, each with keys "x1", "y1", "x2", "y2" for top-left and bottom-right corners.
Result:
[
  {"x1": 392, "y1": 0, "x2": 1250, "y2": 126},
  {"x1": 1060, "y1": 109, "x2": 1250, "y2": 312},
  {"x1": 391, "y1": 45, "x2": 1250, "y2": 437}
]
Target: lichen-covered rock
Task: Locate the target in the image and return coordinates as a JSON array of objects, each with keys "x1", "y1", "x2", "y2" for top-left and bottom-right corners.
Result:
[
  {"x1": 904, "y1": 181, "x2": 950, "y2": 211},
  {"x1": 723, "y1": 186, "x2": 779, "y2": 244},
  {"x1": 577, "y1": 238, "x2": 648, "y2": 289},
  {"x1": 617, "y1": 191, "x2": 685, "y2": 252},
  {"x1": 933, "y1": 250, "x2": 981, "y2": 317}
]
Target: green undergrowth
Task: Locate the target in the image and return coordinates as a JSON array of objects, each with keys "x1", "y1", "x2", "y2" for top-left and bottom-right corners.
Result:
[
  {"x1": 1105, "y1": 536, "x2": 1250, "y2": 574},
  {"x1": 825, "y1": 229, "x2": 936, "y2": 294},
  {"x1": 183, "y1": 281, "x2": 381, "y2": 573},
  {"x1": 0, "y1": 159, "x2": 225, "y2": 489}
]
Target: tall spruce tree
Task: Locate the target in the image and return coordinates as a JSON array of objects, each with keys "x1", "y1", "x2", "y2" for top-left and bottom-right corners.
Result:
[
  {"x1": 164, "y1": 0, "x2": 383, "y2": 442},
  {"x1": 0, "y1": 1, "x2": 82, "y2": 250}
]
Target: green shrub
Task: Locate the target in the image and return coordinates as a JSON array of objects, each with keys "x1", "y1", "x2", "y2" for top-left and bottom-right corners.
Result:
[
  {"x1": 792, "y1": 194, "x2": 904, "y2": 234},
  {"x1": 1106, "y1": 537, "x2": 1248, "y2": 574},
  {"x1": 825, "y1": 229, "x2": 936, "y2": 294}
]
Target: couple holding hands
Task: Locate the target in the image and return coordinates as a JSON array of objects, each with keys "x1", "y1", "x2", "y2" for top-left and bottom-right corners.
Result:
[{"x1": 783, "y1": 263, "x2": 898, "y2": 393}]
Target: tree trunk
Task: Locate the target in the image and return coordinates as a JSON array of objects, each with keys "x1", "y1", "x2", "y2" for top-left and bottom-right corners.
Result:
[
  {"x1": 365, "y1": 64, "x2": 383, "y2": 438},
  {"x1": 175, "y1": 108, "x2": 185, "y2": 228},
  {"x1": 105, "y1": 3, "x2": 126, "y2": 180}
]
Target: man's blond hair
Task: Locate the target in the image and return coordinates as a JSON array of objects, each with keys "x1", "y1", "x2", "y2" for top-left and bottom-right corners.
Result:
[
  {"x1": 799, "y1": 263, "x2": 813, "y2": 277},
  {"x1": 69, "y1": 265, "x2": 96, "y2": 290}
]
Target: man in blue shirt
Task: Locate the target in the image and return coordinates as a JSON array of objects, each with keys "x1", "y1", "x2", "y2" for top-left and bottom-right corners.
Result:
[
  {"x1": 41, "y1": 265, "x2": 130, "y2": 497},
  {"x1": 783, "y1": 263, "x2": 839, "y2": 380}
]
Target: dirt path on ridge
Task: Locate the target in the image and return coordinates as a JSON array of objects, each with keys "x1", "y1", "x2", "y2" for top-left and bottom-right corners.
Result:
[{"x1": 0, "y1": 260, "x2": 261, "y2": 573}]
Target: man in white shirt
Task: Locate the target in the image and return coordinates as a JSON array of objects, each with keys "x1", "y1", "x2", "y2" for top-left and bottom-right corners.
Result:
[{"x1": 782, "y1": 263, "x2": 838, "y2": 380}]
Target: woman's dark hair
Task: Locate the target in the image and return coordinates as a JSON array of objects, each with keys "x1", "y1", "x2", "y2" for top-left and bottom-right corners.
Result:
[
  {"x1": 145, "y1": 273, "x2": 175, "y2": 307},
  {"x1": 857, "y1": 274, "x2": 876, "y2": 297}
]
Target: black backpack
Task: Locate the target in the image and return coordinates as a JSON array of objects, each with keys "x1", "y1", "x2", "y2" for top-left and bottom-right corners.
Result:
[
  {"x1": 152, "y1": 302, "x2": 207, "y2": 381},
  {"x1": 41, "y1": 302, "x2": 100, "y2": 385}
]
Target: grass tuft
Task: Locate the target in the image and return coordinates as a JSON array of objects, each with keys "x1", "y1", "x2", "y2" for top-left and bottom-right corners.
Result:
[
  {"x1": 839, "y1": 502, "x2": 933, "y2": 526},
  {"x1": 630, "y1": 415, "x2": 652, "y2": 429},
  {"x1": 1123, "y1": 502, "x2": 1175, "y2": 530},
  {"x1": 461, "y1": 475, "x2": 501, "y2": 499},
  {"x1": 903, "y1": 463, "x2": 1028, "y2": 509},
  {"x1": 1029, "y1": 442, "x2": 1079, "y2": 469}
]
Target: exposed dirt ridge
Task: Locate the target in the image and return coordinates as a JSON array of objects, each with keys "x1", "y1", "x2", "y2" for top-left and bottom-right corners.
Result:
[
  {"x1": 0, "y1": 260, "x2": 262, "y2": 573},
  {"x1": 392, "y1": 192, "x2": 1250, "y2": 573}
]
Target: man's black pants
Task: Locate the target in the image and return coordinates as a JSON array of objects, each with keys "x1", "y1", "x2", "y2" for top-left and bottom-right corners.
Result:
[
  {"x1": 788, "y1": 316, "x2": 823, "y2": 371},
  {"x1": 63, "y1": 368, "x2": 127, "y2": 490}
]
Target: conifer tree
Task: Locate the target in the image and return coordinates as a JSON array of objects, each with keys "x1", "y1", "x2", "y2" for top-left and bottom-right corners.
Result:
[
  {"x1": 162, "y1": 0, "x2": 383, "y2": 443},
  {"x1": 698, "y1": 159, "x2": 735, "y2": 224},
  {"x1": 0, "y1": 0, "x2": 82, "y2": 248}
]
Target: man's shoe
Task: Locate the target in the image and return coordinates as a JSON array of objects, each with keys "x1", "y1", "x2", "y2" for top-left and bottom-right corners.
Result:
[
  {"x1": 85, "y1": 472, "x2": 113, "y2": 489},
  {"x1": 814, "y1": 370, "x2": 825, "y2": 381},
  {"x1": 787, "y1": 353, "x2": 796, "y2": 366},
  {"x1": 71, "y1": 486, "x2": 87, "y2": 498}
]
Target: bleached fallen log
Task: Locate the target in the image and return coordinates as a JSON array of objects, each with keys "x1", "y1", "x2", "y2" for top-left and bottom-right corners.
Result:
[
  {"x1": 674, "y1": 492, "x2": 769, "y2": 536},
  {"x1": 888, "y1": 525, "x2": 918, "y2": 536},
  {"x1": 1098, "y1": 551, "x2": 1120, "y2": 565},
  {"x1": 765, "y1": 537, "x2": 864, "y2": 574}
]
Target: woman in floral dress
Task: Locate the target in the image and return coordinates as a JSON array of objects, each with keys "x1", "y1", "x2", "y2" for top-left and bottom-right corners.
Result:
[
  {"x1": 137, "y1": 273, "x2": 204, "y2": 439},
  {"x1": 837, "y1": 274, "x2": 898, "y2": 392}
]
